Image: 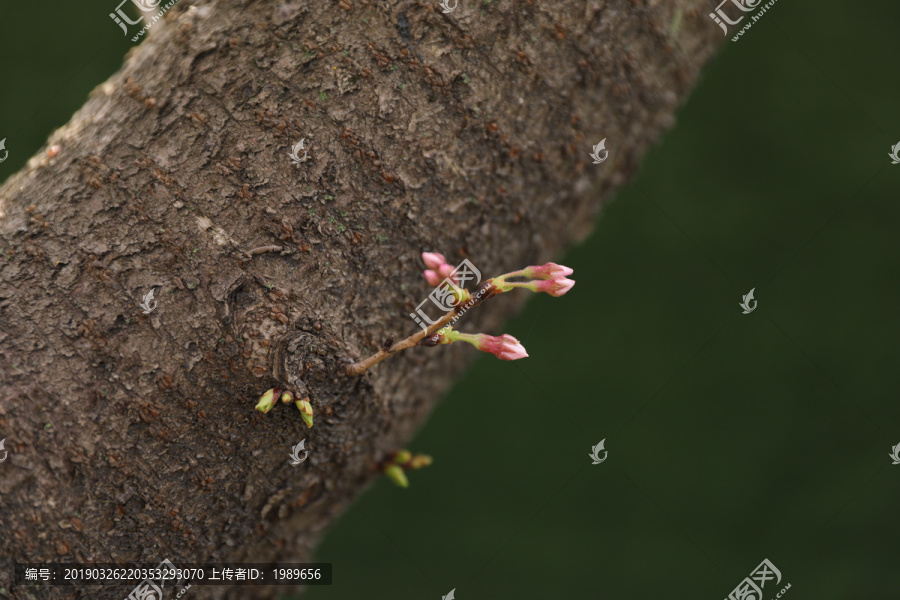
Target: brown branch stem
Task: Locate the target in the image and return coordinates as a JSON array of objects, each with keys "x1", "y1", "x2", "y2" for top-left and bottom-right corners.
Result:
[
  {"x1": 346, "y1": 282, "x2": 498, "y2": 376},
  {"x1": 345, "y1": 310, "x2": 458, "y2": 376}
]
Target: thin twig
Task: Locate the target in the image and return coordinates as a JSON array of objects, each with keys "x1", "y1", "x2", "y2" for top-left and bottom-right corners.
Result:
[
  {"x1": 346, "y1": 282, "x2": 497, "y2": 376},
  {"x1": 346, "y1": 310, "x2": 457, "y2": 376}
]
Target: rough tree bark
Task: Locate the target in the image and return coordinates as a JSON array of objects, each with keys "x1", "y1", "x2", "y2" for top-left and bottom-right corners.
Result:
[{"x1": 0, "y1": 0, "x2": 720, "y2": 597}]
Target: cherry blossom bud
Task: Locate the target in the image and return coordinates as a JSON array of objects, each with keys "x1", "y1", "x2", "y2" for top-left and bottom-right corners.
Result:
[
  {"x1": 409, "y1": 454, "x2": 433, "y2": 469},
  {"x1": 437, "y1": 263, "x2": 455, "y2": 280},
  {"x1": 384, "y1": 464, "x2": 409, "y2": 487},
  {"x1": 524, "y1": 263, "x2": 574, "y2": 280},
  {"x1": 534, "y1": 277, "x2": 575, "y2": 297},
  {"x1": 394, "y1": 450, "x2": 412, "y2": 464},
  {"x1": 479, "y1": 333, "x2": 529, "y2": 360},
  {"x1": 295, "y1": 398, "x2": 314, "y2": 428},
  {"x1": 423, "y1": 269, "x2": 442, "y2": 286},
  {"x1": 280, "y1": 390, "x2": 294, "y2": 404},
  {"x1": 443, "y1": 331, "x2": 529, "y2": 361},
  {"x1": 255, "y1": 388, "x2": 278, "y2": 414},
  {"x1": 422, "y1": 252, "x2": 447, "y2": 270}
]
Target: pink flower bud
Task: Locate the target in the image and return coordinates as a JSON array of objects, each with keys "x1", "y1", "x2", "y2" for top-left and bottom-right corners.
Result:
[
  {"x1": 477, "y1": 334, "x2": 529, "y2": 361},
  {"x1": 524, "y1": 262, "x2": 574, "y2": 280},
  {"x1": 438, "y1": 263, "x2": 455, "y2": 280},
  {"x1": 535, "y1": 277, "x2": 575, "y2": 297},
  {"x1": 442, "y1": 330, "x2": 528, "y2": 360},
  {"x1": 422, "y1": 252, "x2": 447, "y2": 270},
  {"x1": 423, "y1": 270, "x2": 442, "y2": 286}
]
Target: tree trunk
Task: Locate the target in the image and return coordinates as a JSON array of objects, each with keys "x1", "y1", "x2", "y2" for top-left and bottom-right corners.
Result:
[{"x1": 0, "y1": 0, "x2": 719, "y2": 597}]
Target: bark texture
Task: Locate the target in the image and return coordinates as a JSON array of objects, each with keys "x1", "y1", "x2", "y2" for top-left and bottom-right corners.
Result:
[{"x1": 0, "y1": 0, "x2": 720, "y2": 597}]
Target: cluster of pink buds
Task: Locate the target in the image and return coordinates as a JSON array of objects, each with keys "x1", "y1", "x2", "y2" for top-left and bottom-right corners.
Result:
[
  {"x1": 419, "y1": 257, "x2": 574, "y2": 360},
  {"x1": 345, "y1": 252, "x2": 575, "y2": 375},
  {"x1": 422, "y1": 252, "x2": 454, "y2": 286},
  {"x1": 491, "y1": 262, "x2": 576, "y2": 297},
  {"x1": 421, "y1": 252, "x2": 471, "y2": 305},
  {"x1": 421, "y1": 252, "x2": 575, "y2": 301}
]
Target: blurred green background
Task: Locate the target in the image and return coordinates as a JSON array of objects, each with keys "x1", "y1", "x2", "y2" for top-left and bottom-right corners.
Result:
[{"x1": 2, "y1": 1, "x2": 899, "y2": 598}]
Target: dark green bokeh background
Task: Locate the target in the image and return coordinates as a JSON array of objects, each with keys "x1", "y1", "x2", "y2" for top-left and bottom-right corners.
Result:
[{"x1": 3, "y1": 1, "x2": 898, "y2": 598}]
